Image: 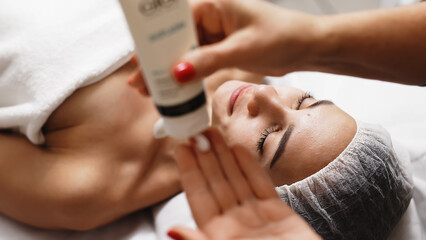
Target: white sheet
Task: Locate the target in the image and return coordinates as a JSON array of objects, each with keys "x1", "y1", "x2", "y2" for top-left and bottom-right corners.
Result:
[{"x1": 1, "y1": 72, "x2": 425, "y2": 239}]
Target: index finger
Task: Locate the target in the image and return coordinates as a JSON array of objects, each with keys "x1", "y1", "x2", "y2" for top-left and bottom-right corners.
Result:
[{"x1": 175, "y1": 144, "x2": 221, "y2": 226}]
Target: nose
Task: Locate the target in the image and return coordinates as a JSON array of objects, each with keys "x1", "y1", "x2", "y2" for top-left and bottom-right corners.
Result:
[{"x1": 247, "y1": 85, "x2": 285, "y2": 117}]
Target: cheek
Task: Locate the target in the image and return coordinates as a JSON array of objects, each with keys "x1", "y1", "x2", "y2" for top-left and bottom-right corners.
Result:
[
  {"x1": 211, "y1": 101, "x2": 225, "y2": 126},
  {"x1": 225, "y1": 123, "x2": 254, "y2": 147},
  {"x1": 218, "y1": 119, "x2": 261, "y2": 157}
]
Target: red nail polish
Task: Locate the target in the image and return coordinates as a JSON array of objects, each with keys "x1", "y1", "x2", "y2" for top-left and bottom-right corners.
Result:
[
  {"x1": 174, "y1": 62, "x2": 195, "y2": 83},
  {"x1": 167, "y1": 230, "x2": 184, "y2": 240}
]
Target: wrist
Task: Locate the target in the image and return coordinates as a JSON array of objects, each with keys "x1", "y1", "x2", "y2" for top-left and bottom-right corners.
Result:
[{"x1": 303, "y1": 15, "x2": 340, "y2": 72}]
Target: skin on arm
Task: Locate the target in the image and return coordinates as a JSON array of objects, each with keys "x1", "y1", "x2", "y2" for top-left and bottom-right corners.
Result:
[
  {"x1": 0, "y1": 129, "x2": 183, "y2": 231},
  {"x1": 311, "y1": 2, "x2": 426, "y2": 85},
  {"x1": 130, "y1": 0, "x2": 426, "y2": 87},
  {"x1": 0, "y1": 62, "x2": 183, "y2": 231},
  {"x1": 169, "y1": 128, "x2": 321, "y2": 240},
  {"x1": 0, "y1": 132, "x2": 128, "y2": 230},
  {"x1": 0, "y1": 132, "x2": 85, "y2": 229}
]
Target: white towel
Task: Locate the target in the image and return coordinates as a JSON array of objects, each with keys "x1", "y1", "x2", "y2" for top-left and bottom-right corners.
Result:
[{"x1": 0, "y1": 0, "x2": 134, "y2": 144}]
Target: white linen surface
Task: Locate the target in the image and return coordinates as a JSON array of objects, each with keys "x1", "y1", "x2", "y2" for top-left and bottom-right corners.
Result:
[{"x1": 1, "y1": 72, "x2": 425, "y2": 240}]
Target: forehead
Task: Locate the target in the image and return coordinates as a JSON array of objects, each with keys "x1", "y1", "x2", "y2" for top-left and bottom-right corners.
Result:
[{"x1": 269, "y1": 105, "x2": 357, "y2": 184}]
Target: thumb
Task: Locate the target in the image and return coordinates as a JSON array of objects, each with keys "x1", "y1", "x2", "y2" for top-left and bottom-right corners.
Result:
[
  {"x1": 167, "y1": 226, "x2": 208, "y2": 240},
  {"x1": 173, "y1": 30, "x2": 250, "y2": 84}
]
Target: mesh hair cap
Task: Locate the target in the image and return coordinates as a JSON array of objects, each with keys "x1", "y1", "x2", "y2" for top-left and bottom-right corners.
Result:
[{"x1": 275, "y1": 121, "x2": 413, "y2": 240}]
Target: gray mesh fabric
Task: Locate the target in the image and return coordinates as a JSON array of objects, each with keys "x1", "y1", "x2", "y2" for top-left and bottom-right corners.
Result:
[{"x1": 275, "y1": 121, "x2": 413, "y2": 240}]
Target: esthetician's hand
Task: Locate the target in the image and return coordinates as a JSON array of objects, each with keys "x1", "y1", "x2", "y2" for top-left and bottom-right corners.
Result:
[
  {"x1": 128, "y1": 1, "x2": 426, "y2": 87},
  {"x1": 128, "y1": 0, "x2": 321, "y2": 89},
  {"x1": 168, "y1": 128, "x2": 322, "y2": 240},
  {"x1": 127, "y1": 56, "x2": 265, "y2": 97}
]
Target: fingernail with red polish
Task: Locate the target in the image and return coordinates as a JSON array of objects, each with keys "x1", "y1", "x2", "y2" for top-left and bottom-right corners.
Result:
[
  {"x1": 167, "y1": 230, "x2": 184, "y2": 240},
  {"x1": 174, "y1": 62, "x2": 195, "y2": 83}
]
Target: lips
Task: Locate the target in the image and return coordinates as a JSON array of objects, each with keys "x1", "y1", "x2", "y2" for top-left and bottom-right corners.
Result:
[{"x1": 229, "y1": 84, "x2": 252, "y2": 115}]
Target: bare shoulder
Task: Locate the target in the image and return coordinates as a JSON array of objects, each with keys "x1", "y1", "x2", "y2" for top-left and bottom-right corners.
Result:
[
  {"x1": 0, "y1": 61, "x2": 182, "y2": 230},
  {"x1": 43, "y1": 62, "x2": 156, "y2": 135}
]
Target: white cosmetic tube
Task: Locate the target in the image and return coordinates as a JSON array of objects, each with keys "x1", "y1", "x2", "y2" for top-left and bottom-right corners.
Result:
[{"x1": 119, "y1": 0, "x2": 209, "y2": 141}]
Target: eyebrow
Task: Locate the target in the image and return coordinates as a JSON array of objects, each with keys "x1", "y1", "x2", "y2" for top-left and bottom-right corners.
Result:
[
  {"x1": 270, "y1": 124, "x2": 294, "y2": 169},
  {"x1": 269, "y1": 99, "x2": 334, "y2": 169},
  {"x1": 306, "y1": 100, "x2": 334, "y2": 109}
]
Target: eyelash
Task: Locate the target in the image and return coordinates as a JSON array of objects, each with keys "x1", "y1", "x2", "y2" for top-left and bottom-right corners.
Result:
[
  {"x1": 257, "y1": 125, "x2": 281, "y2": 155},
  {"x1": 256, "y1": 92, "x2": 313, "y2": 155},
  {"x1": 296, "y1": 92, "x2": 313, "y2": 110}
]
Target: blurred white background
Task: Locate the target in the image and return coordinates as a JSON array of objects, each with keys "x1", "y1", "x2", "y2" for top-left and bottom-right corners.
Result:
[
  {"x1": 268, "y1": 0, "x2": 420, "y2": 14},
  {"x1": 268, "y1": 0, "x2": 380, "y2": 14}
]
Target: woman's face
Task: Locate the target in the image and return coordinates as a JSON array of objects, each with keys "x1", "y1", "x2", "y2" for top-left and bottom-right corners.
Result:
[{"x1": 211, "y1": 80, "x2": 357, "y2": 186}]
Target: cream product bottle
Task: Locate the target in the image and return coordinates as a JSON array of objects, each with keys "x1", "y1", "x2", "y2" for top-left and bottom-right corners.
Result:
[{"x1": 119, "y1": 0, "x2": 210, "y2": 150}]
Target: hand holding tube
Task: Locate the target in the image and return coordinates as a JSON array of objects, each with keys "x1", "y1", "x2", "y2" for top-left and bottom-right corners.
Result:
[
  {"x1": 128, "y1": 0, "x2": 321, "y2": 92},
  {"x1": 172, "y1": 0, "x2": 321, "y2": 82},
  {"x1": 129, "y1": 0, "x2": 426, "y2": 88}
]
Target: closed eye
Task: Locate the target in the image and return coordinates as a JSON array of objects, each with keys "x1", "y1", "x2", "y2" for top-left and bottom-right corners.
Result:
[
  {"x1": 296, "y1": 92, "x2": 313, "y2": 110},
  {"x1": 257, "y1": 125, "x2": 281, "y2": 155}
]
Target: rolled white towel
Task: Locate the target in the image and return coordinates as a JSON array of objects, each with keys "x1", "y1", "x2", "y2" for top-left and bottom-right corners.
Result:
[{"x1": 0, "y1": 0, "x2": 134, "y2": 144}]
